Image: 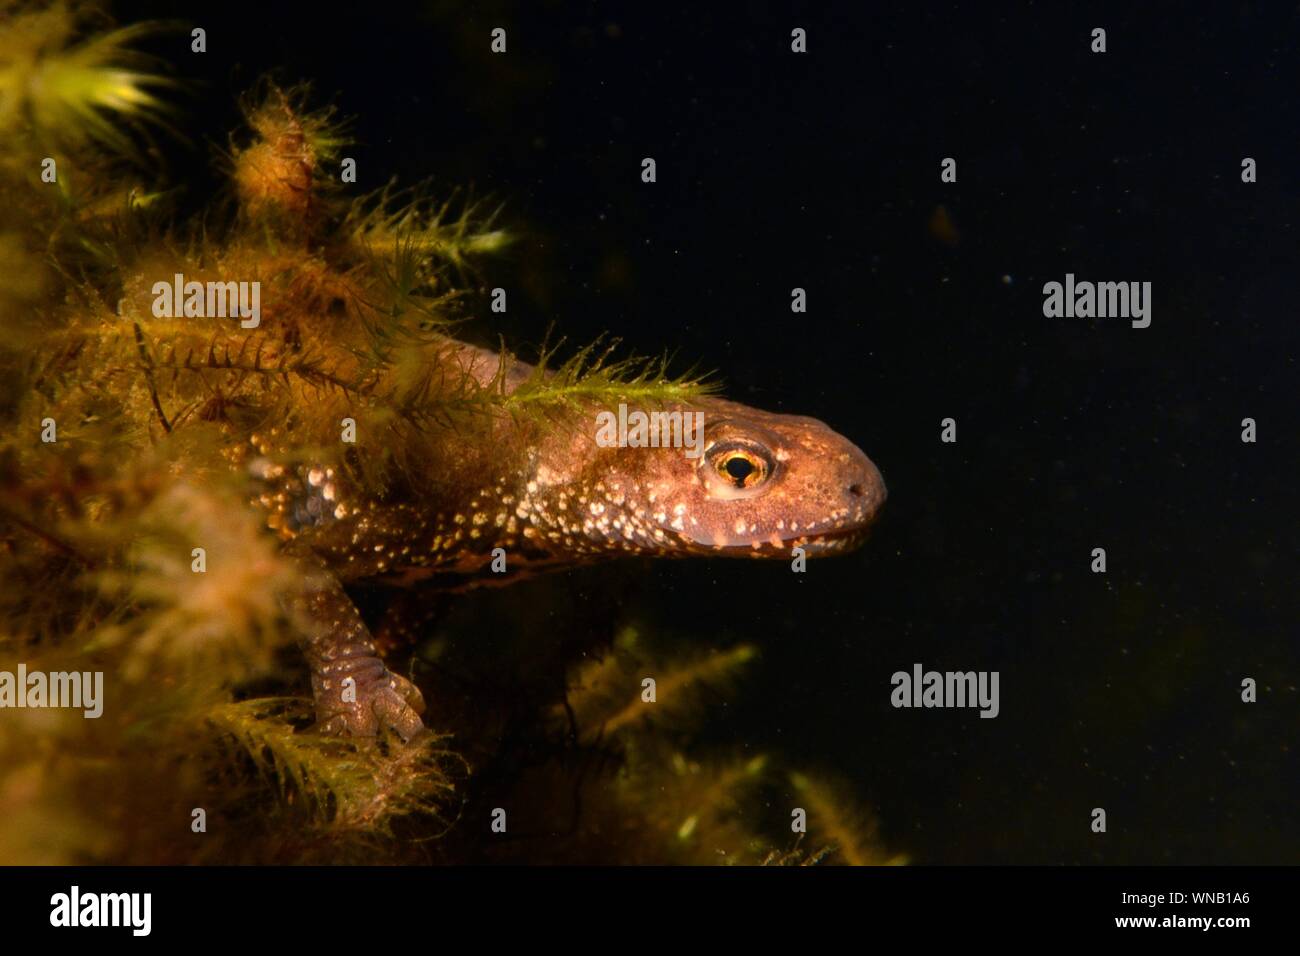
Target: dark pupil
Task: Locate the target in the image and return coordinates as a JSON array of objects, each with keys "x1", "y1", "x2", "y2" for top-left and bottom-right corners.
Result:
[{"x1": 723, "y1": 455, "x2": 755, "y2": 484}]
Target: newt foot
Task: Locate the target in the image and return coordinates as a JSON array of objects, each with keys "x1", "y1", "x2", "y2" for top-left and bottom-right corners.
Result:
[{"x1": 313, "y1": 661, "x2": 426, "y2": 740}]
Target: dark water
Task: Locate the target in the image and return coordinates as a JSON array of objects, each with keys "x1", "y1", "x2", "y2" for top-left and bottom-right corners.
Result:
[{"x1": 126, "y1": 1, "x2": 1298, "y2": 863}]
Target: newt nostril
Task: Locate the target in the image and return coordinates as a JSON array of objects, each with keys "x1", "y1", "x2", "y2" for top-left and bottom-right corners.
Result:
[{"x1": 848, "y1": 483, "x2": 865, "y2": 498}]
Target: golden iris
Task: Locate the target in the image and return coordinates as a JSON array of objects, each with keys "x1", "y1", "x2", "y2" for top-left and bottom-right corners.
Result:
[{"x1": 712, "y1": 447, "x2": 768, "y2": 489}]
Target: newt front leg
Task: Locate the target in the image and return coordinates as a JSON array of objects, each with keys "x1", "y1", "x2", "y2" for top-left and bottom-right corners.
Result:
[{"x1": 285, "y1": 553, "x2": 426, "y2": 740}]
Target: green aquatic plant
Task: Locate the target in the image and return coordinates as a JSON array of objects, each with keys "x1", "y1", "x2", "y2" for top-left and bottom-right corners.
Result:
[
  {"x1": 558, "y1": 626, "x2": 756, "y2": 743},
  {"x1": 505, "y1": 334, "x2": 719, "y2": 411},
  {"x1": 524, "y1": 627, "x2": 900, "y2": 865},
  {"x1": 208, "y1": 697, "x2": 465, "y2": 836},
  {"x1": 0, "y1": 1, "x2": 176, "y2": 161},
  {"x1": 345, "y1": 181, "x2": 512, "y2": 272},
  {"x1": 788, "y1": 771, "x2": 909, "y2": 866}
]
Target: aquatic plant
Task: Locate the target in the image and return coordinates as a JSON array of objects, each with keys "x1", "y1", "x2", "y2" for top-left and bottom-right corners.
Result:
[
  {"x1": 788, "y1": 771, "x2": 909, "y2": 866},
  {"x1": 0, "y1": 1, "x2": 175, "y2": 160}
]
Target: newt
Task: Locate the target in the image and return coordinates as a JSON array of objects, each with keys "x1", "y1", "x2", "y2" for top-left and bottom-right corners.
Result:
[
  {"x1": 251, "y1": 338, "x2": 887, "y2": 739},
  {"x1": 6, "y1": 68, "x2": 888, "y2": 742}
]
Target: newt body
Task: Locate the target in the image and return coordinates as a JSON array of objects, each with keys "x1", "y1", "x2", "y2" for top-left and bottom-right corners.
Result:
[
  {"x1": 253, "y1": 339, "x2": 887, "y2": 738},
  {"x1": 25, "y1": 83, "x2": 887, "y2": 740}
]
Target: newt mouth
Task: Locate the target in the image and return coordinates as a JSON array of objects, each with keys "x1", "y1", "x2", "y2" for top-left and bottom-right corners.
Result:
[
  {"x1": 793, "y1": 528, "x2": 873, "y2": 555},
  {"x1": 699, "y1": 524, "x2": 875, "y2": 558},
  {"x1": 785, "y1": 525, "x2": 875, "y2": 556}
]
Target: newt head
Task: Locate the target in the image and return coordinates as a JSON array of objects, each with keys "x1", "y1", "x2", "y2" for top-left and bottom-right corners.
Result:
[
  {"x1": 540, "y1": 397, "x2": 886, "y2": 560},
  {"x1": 648, "y1": 399, "x2": 886, "y2": 556}
]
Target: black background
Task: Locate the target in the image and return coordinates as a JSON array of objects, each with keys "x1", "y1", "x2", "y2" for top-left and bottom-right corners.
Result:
[{"x1": 120, "y1": 0, "x2": 1298, "y2": 864}]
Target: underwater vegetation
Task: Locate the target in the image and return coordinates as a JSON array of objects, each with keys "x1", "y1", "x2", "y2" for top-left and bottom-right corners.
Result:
[{"x1": 0, "y1": 2, "x2": 899, "y2": 864}]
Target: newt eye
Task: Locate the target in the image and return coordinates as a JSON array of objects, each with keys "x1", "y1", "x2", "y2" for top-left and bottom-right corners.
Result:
[
  {"x1": 704, "y1": 440, "x2": 774, "y2": 496},
  {"x1": 722, "y1": 453, "x2": 757, "y2": 484}
]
